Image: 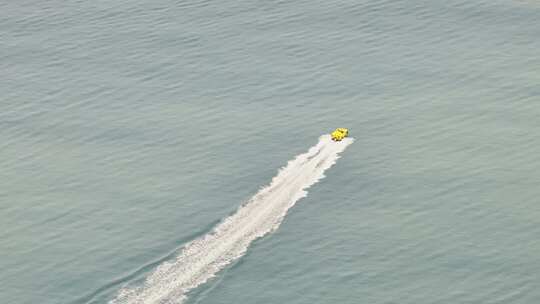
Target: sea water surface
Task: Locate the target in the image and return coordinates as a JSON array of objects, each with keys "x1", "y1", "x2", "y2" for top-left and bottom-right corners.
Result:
[{"x1": 1, "y1": 1, "x2": 540, "y2": 304}]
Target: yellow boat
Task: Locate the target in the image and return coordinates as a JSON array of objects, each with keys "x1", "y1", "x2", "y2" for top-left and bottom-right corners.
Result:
[{"x1": 331, "y1": 128, "x2": 349, "y2": 141}]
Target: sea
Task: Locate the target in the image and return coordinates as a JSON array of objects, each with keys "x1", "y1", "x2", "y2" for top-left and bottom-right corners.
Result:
[{"x1": 1, "y1": 0, "x2": 540, "y2": 303}]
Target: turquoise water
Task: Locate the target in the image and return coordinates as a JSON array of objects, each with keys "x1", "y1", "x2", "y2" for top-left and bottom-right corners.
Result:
[{"x1": 2, "y1": 1, "x2": 540, "y2": 303}]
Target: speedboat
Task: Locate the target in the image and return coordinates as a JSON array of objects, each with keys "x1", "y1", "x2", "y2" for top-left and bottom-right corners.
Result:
[{"x1": 331, "y1": 128, "x2": 349, "y2": 141}]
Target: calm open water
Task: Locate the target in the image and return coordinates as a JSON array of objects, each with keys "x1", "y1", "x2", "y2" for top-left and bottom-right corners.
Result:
[{"x1": 1, "y1": 0, "x2": 540, "y2": 303}]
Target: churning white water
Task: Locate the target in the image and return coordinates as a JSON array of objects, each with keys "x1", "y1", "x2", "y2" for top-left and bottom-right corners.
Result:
[{"x1": 111, "y1": 135, "x2": 353, "y2": 304}]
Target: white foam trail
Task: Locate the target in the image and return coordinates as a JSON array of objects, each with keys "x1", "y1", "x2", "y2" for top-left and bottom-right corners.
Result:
[{"x1": 111, "y1": 135, "x2": 353, "y2": 304}]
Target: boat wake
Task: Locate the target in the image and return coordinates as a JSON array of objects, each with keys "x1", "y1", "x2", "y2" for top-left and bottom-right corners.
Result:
[{"x1": 110, "y1": 135, "x2": 353, "y2": 304}]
